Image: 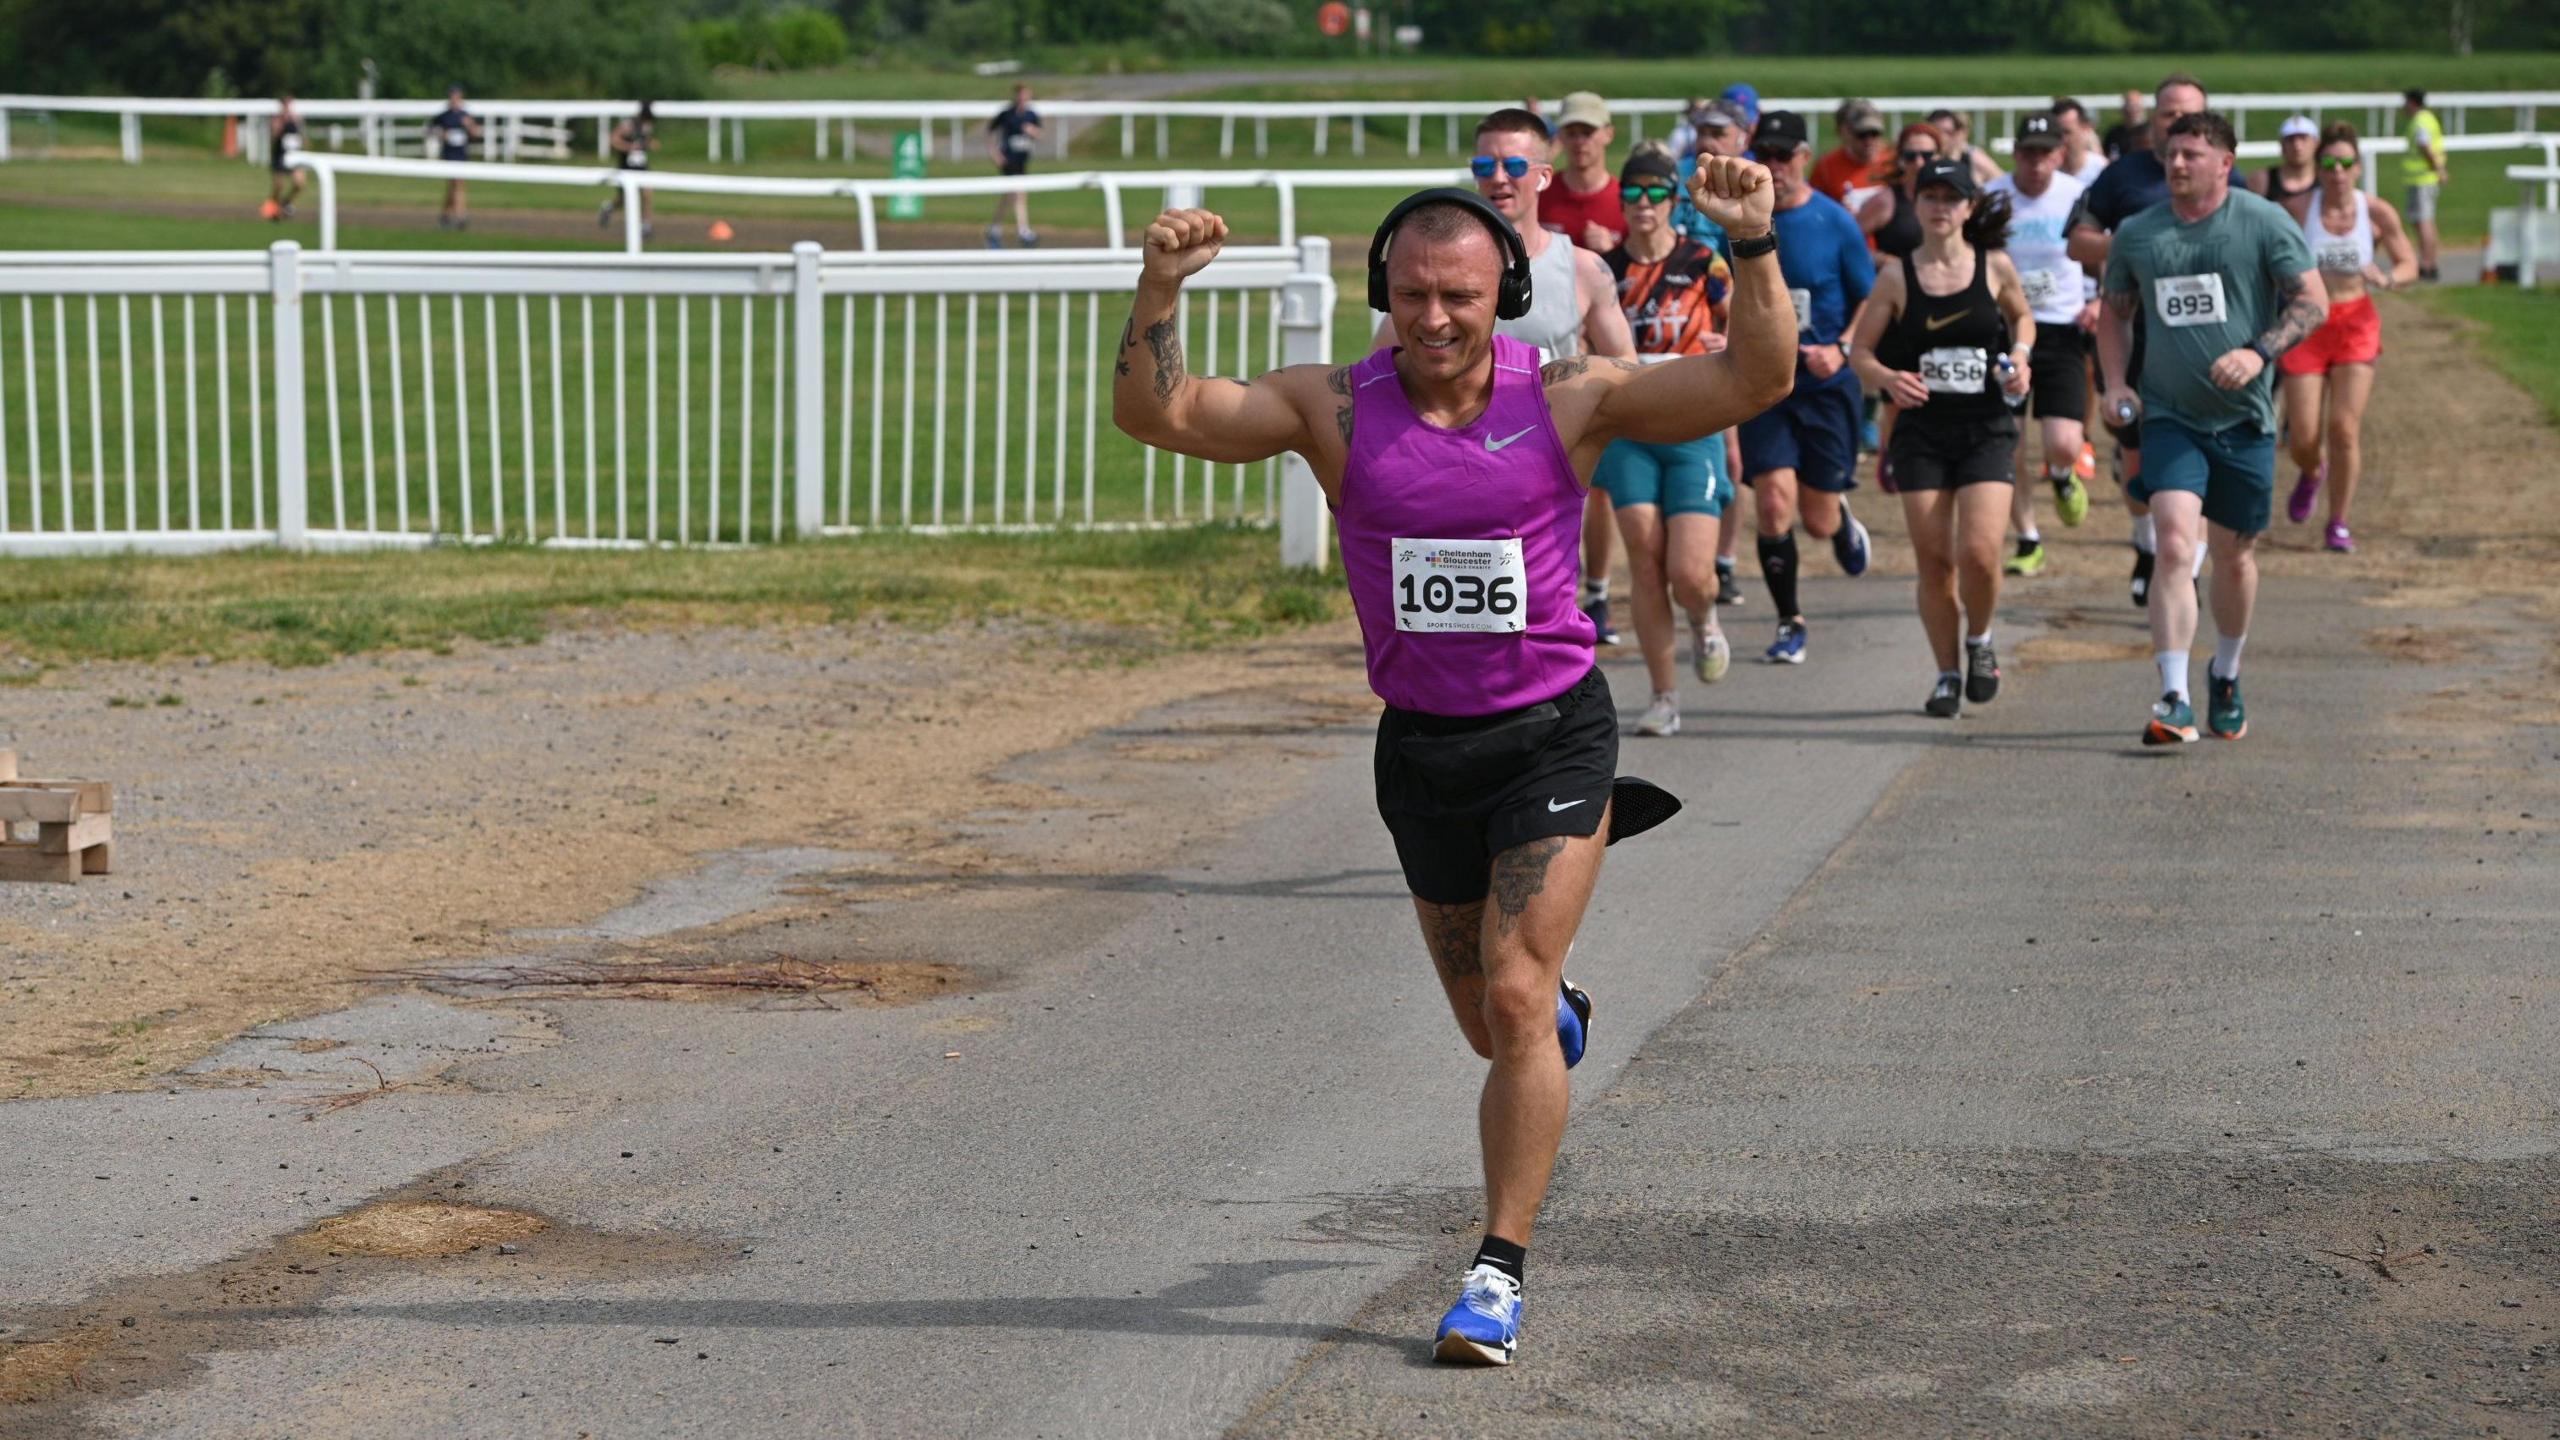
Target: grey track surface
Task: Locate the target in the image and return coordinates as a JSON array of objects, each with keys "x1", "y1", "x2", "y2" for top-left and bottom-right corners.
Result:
[{"x1": 4, "y1": 574, "x2": 2555, "y2": 1438}]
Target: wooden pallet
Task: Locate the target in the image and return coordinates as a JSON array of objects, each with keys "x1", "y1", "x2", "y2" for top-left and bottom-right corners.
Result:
[{"x1": 0, "y1": 749, "x2": 115, "y2": 884}]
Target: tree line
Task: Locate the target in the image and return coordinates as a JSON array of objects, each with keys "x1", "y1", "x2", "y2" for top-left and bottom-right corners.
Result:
[{"x1": 0, "y1": 0, "x2": 2544, "y2": 100}]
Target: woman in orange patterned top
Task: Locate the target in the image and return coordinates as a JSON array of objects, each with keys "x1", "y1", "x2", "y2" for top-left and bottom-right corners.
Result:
[{"x1": 1597, "y1": 146, "x2": 1741, "y2": 737}]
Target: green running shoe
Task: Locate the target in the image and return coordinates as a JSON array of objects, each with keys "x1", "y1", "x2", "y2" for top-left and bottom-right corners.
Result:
[
  {"x1": 2053, "y1": 473, "x2": 2090, "y2": 528},
  {"x1": 2142, "y1": 691, "x2": 2199, "y2": 746},
  {"x1": 2004, "y1": 540, "x2": 2047, "y2": 577},
  {"x1": 2207, "y1": 674, "x2": 2247, "y2": 739}
]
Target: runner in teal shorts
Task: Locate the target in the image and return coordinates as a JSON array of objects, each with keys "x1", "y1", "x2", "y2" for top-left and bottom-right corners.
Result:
[
  {"x1": 2098, "y1": 110, "x2": 2326, "y2": 747},
  {"x1": 1598, "y1": 147, "x2": 1741, "y2": 736}
]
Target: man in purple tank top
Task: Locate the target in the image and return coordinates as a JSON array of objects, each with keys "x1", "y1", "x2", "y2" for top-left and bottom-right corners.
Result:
[{"x1": 1112, "y1": 160, "x2": 1794, "y2": 1366}]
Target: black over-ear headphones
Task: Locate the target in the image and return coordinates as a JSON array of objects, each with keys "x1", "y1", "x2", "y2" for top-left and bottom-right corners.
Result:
[{"x1": 1367, "y1": 187, "x2": 1533, "y2": 322}]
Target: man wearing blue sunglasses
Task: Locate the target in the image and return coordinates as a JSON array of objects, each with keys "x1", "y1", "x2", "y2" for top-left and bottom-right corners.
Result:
[{"x1": 1384, "y1": 109, "x2": 1638, "y2": 644}]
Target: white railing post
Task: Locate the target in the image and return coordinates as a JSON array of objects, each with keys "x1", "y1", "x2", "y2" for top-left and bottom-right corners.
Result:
[
  {"x1": 624, "y1": 175, "x2": 644, "y2": 254},
  {"x1": 791, "y1": 242, "x2": 825, "y2": 538},
  {"x1": 1, "y1": 109, "x2": 13, "y2": 162},
  {"x1": 1279, "y1": 237, "x2": 1334, "y2": 572},
  {"x1": 318, "y1": 165, "x2": 338, "y2": 250},
  {"x1": 121, "y1": 111, "x2": 141, "y2": 163},
  {"x1": 270, "y1": 242, "x2": 308, "y2": 549}
]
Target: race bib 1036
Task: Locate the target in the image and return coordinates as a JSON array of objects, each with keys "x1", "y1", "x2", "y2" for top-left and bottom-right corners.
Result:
[
  {"x1": 2154, "y1": 273, "x2": 2227, "y2": 328},
  {"x1": 1392, "y1": 537, "x2": 1528, "y2": 634}
]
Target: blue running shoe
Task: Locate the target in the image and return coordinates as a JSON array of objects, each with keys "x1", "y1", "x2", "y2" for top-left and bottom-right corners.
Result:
[
  {"x1": 1557, "y1": 980, "x2": 1590, "y2": 1069},
  {"x1": 1765, "y1": 619, "x2": 1807, "y2": 665},
  {"x1": 1832, "y1": 502, "x2": 1871, "y2": 577},
  {"x1": 1433, "y1": 1264, "x2": 1522, "y2": 1365}
]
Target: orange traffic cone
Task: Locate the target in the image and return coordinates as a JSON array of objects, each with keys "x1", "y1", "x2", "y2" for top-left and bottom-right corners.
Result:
[{"x1": 708, "y1": 220, "x2": 735, "y2": 242}]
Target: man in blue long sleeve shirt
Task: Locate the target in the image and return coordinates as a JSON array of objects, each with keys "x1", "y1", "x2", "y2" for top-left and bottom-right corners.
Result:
[{"x1": 1733, "y1": 110, "x2": 1876, "y2": 665}]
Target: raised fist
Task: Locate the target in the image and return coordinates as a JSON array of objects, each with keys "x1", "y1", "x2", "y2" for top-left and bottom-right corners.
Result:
[
  {"x1": 1141, "y1": 208, "x2": 1228, "y2": 283},
  {"x1": 1688, "y1": 156, "x2": 1776, "y2": 239}
]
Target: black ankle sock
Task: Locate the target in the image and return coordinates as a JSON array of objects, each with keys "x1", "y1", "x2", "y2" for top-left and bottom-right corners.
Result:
[
  {"x1": 1472, "y1": 1235, "x2": 1526, "y2": 1285},
  {"x1": 1757, "y1": 531, "x2": 1801, "y2": 620}
]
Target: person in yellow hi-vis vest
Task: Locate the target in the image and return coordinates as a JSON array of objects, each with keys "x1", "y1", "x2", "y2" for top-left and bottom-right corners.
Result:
[{"x1": 2398, "y1": 88, "x2": 2447, "y2": 282}]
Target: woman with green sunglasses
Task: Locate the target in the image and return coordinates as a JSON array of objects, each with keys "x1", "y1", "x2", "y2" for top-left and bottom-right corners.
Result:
[{"x1": 1597, "y1": 147, "x2": 1743, "y2": 736}]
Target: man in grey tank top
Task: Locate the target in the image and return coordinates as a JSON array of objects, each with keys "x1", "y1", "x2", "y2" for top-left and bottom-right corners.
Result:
[{"x1": 1376, "y1": 108, "x2": 1638, "y2": 643}]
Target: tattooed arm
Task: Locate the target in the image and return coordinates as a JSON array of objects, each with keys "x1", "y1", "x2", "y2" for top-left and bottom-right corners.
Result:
[
  {"x1": 2210, "y1": 265, "x2": 2327, "y2": 392},
  {"x1": 1110, "y1": 207, "x2": 1336, "y2": 473}
]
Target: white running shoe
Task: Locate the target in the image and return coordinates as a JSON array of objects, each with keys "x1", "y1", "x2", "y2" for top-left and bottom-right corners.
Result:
[
  {"x1": 1693, "y1": 625, "x2": 1731, "y2": 684},
  {"x1": 1635, "y1": 693, "x2": 1681, "y2": 736}
]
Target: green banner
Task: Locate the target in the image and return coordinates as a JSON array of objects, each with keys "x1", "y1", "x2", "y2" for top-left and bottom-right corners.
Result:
[{"x1": 889, "y1": 130, "x2": 926, "y2": 221}]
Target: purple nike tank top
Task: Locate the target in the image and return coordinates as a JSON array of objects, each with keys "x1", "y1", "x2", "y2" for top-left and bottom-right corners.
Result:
[{"x1": 1335, "y1": 334, "x2": 1595, "y2": 717}]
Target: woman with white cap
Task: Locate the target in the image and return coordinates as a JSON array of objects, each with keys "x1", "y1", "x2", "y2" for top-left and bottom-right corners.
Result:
[{"x1": 2253, "y1": 116, "x2": 2321, "y2": 203}]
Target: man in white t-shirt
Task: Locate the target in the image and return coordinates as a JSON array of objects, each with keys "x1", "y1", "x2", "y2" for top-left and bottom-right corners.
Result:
[{"x1": 1987, "y1": 111, "x2": 2096, "y2": 574}]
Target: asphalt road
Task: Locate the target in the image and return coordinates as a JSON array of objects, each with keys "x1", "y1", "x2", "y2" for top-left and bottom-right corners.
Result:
[{"x1": 4, "y1": 573, "x2": 2553, "y2": 1438}]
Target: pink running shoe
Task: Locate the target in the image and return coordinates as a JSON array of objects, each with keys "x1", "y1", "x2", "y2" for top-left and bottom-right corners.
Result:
[
  {"x1": 2324, "y1": 521, "x2": 2355, "y2": 552},
  {"x1": 2286, "y1": 465, "x2": 2324, "y2": 524}
]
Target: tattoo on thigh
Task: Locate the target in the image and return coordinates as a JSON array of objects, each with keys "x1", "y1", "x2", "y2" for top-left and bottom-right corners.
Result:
[
  {"x1": 1419, "y1": 900, "x2": 1486, "y2": 979},
  {"x1": 1488, "y1": 837, "x2": 1567, "y2": 935}
]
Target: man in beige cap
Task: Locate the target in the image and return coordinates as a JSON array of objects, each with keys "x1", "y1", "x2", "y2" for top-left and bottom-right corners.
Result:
[
  {"x1": 1540, "y1": 90, "x2": 1625, "y2": 252},
  {"x1": 1811, "y1": 98, "x2": 1890, "y2": 204}
]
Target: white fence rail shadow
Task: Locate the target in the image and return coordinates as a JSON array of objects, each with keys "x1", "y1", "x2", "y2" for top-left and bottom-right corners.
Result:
[{"x1": 0, "y1": 241, "x2": 1338, "y2": 563}]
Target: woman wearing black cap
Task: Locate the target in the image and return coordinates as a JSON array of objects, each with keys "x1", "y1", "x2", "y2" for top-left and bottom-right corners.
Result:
[{"x1": 1847, "y1": 159, "x2": 2036, "y2": 718}]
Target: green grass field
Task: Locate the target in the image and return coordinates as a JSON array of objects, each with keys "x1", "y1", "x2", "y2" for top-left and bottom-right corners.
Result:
[
  {"x1": 0, "y1": 523, "x2": 1339, "y2": 668},
  {"x1": 2415, "y1": 285, "x2": 2560, "y2": 425}
]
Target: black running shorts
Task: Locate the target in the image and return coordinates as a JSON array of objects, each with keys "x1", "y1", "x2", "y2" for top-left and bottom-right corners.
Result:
[
  {"x1": 2027, "y1": 327, "x2": 2090, "y2": 424},
  {"x1": 1373, "y1": 666, "x2": 1617, "y2": 907},
  {"x1": 1885, "y1": 412, "x2": 2020, "y2": 492}
]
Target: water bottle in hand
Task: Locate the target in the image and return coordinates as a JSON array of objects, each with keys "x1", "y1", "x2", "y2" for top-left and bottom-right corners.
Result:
[{"x1": 1995, "y1": 355, "x2": 2027, "y2": 413}]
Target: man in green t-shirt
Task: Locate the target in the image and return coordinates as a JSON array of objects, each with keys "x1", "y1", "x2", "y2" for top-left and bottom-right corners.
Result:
[
  {"x1": 2098, "y1": 110, "x2": 2327, "y2": 748},
  {"x1": 2399, "y1": 89, "x2": 2447, "y2": 282}
]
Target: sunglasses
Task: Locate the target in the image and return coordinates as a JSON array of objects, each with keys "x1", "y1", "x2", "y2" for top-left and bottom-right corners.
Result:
[
  {"x1": 2319, "y1": 154, "x2": 2358, "y2": 170},
  {"x1": 1751, "y1": 146, "x2": 1796, "y2": 164},
  {"x1": 1619, "y1": 183, "x2": 1675, "y2": 205},
  {"x1": 1900, "y1": 149, "x2": 1938, "y2": 164},
  {"x1": 1470, "y1": 155, "x2": 1533, "y2": 180}
]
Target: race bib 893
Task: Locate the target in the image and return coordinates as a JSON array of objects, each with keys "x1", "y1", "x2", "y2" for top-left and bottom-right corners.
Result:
[
  {"x1": 1392, "y1": 537, "x2": 1528, "y2": 634},
  {"x1": 2154, "y1": 273, "x2": 2228, "y2": 328}
]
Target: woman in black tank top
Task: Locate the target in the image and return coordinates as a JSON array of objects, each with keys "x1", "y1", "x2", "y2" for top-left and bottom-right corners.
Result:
[
  {"x1": 1858, "y1": 122, "x2": 1944, "y2": 259},
  {"x1": 1846, "y1": 159, "x2": 2039, "y2": 719}
]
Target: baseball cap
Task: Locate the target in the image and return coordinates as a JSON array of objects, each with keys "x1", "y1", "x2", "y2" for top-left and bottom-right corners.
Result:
[
  {"x1": 2279, "y1": 114, "x2": 2319, "y2": 139},
  {"x1": 1697, "y1": 101, "x2": 1745, "y2": 132},
  {"x1": 1839, "y1": 99, "x2": 1885, "y2": 137},
  {"x1": 1752, "y1": 109, "x2": 1810, "y2": 154},
  {"x1": 1556, "y1": 92, "x2": 1611, "y2": 131},
  {"x1": 1913, "y1": 157, "x2": 1978, "y2": 198},
  {"x1": 2015, "y1": 112, "x2": 2063, "y2": 150},
  {"x1": 1720, "y1": 83, "x2": 1760, "y2": 126},
  {"x1": 1620, "y1": 149, "x2": 1680, "y2": 187}
]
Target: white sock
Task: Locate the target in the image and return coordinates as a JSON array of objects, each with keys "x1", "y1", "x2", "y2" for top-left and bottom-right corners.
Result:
[
  {"x1": 1967, "y1": 630, "x2": 1993, "y2": 649},
  {"x1": 2045, "y1": 463, "x2": 2074, "y2": 483},
  {"x1": 2211, "y1": 634, "x2": 2247, "y2": 680},
  {"x1": 2157, "y1": 650, "x2": 2190, "y2": 701},
  {"x1": 2133, "y1": 515, "x2": 2156, "y2": 554},
  {"x1": 1585, "y1": 576, "x2": 1609, "y2": 603},
  {"x1": 2020, "y1": 526, "x2": 2042, "y2": 544}
]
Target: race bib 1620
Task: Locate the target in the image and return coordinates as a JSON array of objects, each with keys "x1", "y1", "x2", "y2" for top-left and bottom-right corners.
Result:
[
  {"x1": 2154, "y1": 273, "x2": 2227, "y2": 328},
  {"x1": 1392, "y1": 537, "x2": 1528, "y2": 634}
]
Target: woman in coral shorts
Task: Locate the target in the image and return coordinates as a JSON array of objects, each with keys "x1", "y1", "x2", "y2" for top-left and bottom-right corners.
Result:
[{"x1": 2278, "y1": 124, "x2": 2417, "y2": 552}]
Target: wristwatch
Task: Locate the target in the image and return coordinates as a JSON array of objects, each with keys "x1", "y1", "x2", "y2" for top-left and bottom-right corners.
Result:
[
  {"x1": 2246, "y1": 339, "x2": 2276, "y2": 366},
  {"x1": 1729, "y1": 229, "x2": 1778, "y2": 260}
]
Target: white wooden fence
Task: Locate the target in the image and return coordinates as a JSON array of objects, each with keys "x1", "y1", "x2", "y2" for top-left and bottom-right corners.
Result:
[
  {"x1": 291, "y1": 151, "x2": 1458, "y2": 253},
  {"x1": 0, "y1": 242, "x2": 1338, "y2": 565},
  {"x1": 6, "y1": 90, "x2": 2556, "y2": 168}
]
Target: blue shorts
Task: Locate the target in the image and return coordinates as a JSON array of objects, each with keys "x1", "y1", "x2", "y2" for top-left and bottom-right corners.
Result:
[
  {"x1": 2128, "y1": 418, "x2": 2276, "y2": 535},
  {"x1": 1738, "y1": 374, "x2": 1860, "y2": 493},
  {"x1": 1594, "y1": 436, "x2": 1732, "y2": 518}
]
